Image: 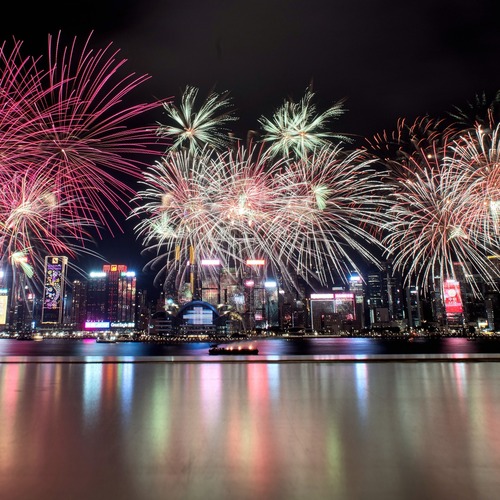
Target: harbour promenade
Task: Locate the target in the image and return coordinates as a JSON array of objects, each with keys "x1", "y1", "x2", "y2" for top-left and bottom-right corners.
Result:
[{"x1": 1, "y1": 339, "x2": 500, "y2": 499}]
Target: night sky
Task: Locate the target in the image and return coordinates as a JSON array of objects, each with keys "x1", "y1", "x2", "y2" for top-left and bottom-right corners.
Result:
[{"x1": 2, "y1": 0, "x2": 500, "y2": 292}]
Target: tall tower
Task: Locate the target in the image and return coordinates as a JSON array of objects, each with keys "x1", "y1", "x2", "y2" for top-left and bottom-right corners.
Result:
[
  {"x1": 41, "y1": 256, "x2": 69, "y2": 327},
  {"x1": 85, "y1": 264, "x2": 137, "y2": 331},
  {"x1": 70, "y1": 279, "x2": 87, "y2": 331}
]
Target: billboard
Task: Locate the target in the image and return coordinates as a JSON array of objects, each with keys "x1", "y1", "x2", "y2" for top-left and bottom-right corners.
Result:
[
  {"x1": 443, "y1": 280, "x2": 463, "y2": 315},
  {"x1": 0, "y1": 290, "x2": 8, "y2": 325},
  {"x1": 41, "y1": 256, "x2": 68, "y2": 324}
]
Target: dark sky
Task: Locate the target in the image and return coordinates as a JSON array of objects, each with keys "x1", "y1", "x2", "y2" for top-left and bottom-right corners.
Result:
[
  {"x1": 2, "y1": 0, "x2": 500, "y2": 291},
  {"x1": 4, "y1": 0, "x2": 500, "y2": 137}
]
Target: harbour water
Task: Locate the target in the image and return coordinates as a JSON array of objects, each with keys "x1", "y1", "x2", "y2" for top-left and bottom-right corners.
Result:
[
  {"x1": 2, "y1": 335, "x2": 500, "y2": 358},
  {"x1": 1, "y1": 337, "x2": 500, "y2": 499}
]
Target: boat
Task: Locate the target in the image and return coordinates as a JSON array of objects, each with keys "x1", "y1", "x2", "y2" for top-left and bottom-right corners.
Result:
[
  {"x1": 208, "y1": 344, "x2": 259, "y2": 355},
  {"x1": 96, "y1": 335, "x2": 117, "y2": 344},
  {"x1": 32, "y1": 333, "x2": 44, "y2": 341}
]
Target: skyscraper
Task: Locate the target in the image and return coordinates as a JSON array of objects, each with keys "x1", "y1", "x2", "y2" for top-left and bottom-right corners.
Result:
[
  {"x1": 70, "y1": 279, "x2": 87, "y2": 331},
  {"x1": 85, "y1": 264, "x2": 137, "y2": 331}
]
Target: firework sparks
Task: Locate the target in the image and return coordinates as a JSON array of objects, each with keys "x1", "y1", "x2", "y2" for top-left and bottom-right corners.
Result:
[
  {"x1": 157, "y1": 85, "x2": 238, "y2": 154},
  {"x1": 0, "y1": 32, "x2": 167, "y2": 240},
  {"x1": 449, "y1": 123, "x2": 500, "y2": 243},
  {"x1": 381, "y1": 141, "x2": 500, "y2": 293},
  {"x1": 258, "y1": 88, "x2": 351, "y2": 159},
  {"x1": 0, "y1": 165, "x2": 99, "y2": 276},
  {"x1": 267, "y1": 146, "x2": 390, "y2": 286},
  {"x1": 10, "y1": 250, "x2": 34, "y2": 279},
  {"x1": 0, "y1": 32, "x2": 169, "y2": 300},
  {"x1": 132, "y1": 142, "x2": 389, "y2": 292}
]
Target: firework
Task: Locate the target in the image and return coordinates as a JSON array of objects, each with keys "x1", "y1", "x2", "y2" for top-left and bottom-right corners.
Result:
[
  {"x1": 447, "y1": 90, "x2": 500, "y2": 130},
  {"x1": 131, "y1": 146, "x2": 270, "y2": 289},
  {"x1": 0, "y1": 32, "x2": 167, "y2": 240},
  {"x1": 258, "y1": 88, "x2": 351, "y2": 159},
  {"x1": 157, "y1": 85, "x2": 238, "y2": 154},
  {"x1": 267, "y1": 146, "x2": 390, "y2": 287},
  {"x1": 448, "y1": 123, "x2": 500, "y2": 244},
  {"x1": 380, "y1": 140, "x2": 500, "y2": 293},
  {"x1": 365, "y1": 115, "x2": 457, "y2": 176},
  {"x1": 0, "y1": 165, "x2": 100, "y2": 281},
  {"x1": 132, "y1": 142, "x2": 389, "y2": 292}
]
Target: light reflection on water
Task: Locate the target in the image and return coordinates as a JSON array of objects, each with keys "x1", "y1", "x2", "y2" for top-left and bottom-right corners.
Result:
[
  {"x1": 1, "y1": 361, "x2": 500, "y2": 499},
  {"x1": 2, "y1": 336, "x2": 500, "y2": 358}
]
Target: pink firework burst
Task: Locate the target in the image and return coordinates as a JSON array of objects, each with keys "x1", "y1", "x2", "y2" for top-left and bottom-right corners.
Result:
[{"x1": 0, "y1": 32, "x2": 169, "y2": 242}]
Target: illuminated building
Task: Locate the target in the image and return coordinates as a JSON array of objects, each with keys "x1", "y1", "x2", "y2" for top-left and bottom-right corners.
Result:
[
  {"x1": 85, "y1": 264, "x2": 137, "y2": 331},
  {"x1": 8, "y1": 253, "x2": 36, "y2": 332},
  {"x1": 366, "y1": 262, "x2": 407, "y2": 330},
  {"x1": 348, "y1": 273, "x2": 365, "y2": 330},
  {"x1": 41, "y1": 256, "x2": 69, "y2": 327},
  {"x1": 406, "y1": 285, "x2": 422, "y2": 328},
  {"x1": 309, "y1": 292, "x2": 357, "y2": 333}
]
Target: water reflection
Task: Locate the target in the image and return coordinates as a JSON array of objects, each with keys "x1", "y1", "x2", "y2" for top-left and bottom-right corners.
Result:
[
  {"x1": 1, "y1": 361, "x2": 500, "y2": 499},
  {"x1": 3, "y1": 336, "x2": 500, "y2": 358}
]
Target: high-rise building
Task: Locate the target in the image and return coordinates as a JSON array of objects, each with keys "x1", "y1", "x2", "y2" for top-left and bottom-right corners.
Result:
[
  {"x1": 366, "y1": 262, "x2": 407, "y2": 330},
  {"x1": 41, "y1": 256, "x2": 69, "y2": 327},
  {"x1": 406, "y1": 285, "x2": 422, "y2": 328},
  {"x1": 8, "y1": 254, "x2": 36, "y2": 332},
  {"x1": 85, "y1": 264, "x2": 137, "y2": 331},
  {"x1": 366, "y1": 266, "x2": 389, "y2": 326},
  {"x1": 348, "y1": 273, "x2": 365, "y2": 330},
  {"x1": 70, "y1": 279, "x2": 87, "y2": 331}
]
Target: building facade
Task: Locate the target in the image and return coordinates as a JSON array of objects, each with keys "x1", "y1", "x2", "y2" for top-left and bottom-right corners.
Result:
[{"x1": 85, "y1": 264, "x2": 137, "y2": 332}]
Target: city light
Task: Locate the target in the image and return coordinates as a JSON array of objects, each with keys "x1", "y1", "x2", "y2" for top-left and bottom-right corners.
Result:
[{"x1": 201, "y1": 259, "x2": 221, "y2": 266}]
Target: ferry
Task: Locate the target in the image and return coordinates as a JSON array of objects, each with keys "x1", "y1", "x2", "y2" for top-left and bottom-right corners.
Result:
[
  {"x1": 96, "y1": 335, "x2": 117, "y2": 344},
  {"x1": 208, "y1": 344, "x2": 259, "y2": 355}
]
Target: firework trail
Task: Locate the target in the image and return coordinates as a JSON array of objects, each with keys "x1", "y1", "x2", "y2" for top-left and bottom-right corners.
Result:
[
  {"x1": 132, "y1": 142, "x2": 389, "y2": 292},
  {"x1": 449, "y1": 123, "x2": 500, "y2": 246},
  {"x1": 380, "y1": 139, "x2": 500, "y2": 294},
  {"x1": 258, "y1": 88, "x2": 351, "y2": 159},
  {"x1": 0, "y1": 32, "x2": 168, "y2": 241},
  {"x1": 157, "y1": 85, "x2": 238, "y2": 154}
]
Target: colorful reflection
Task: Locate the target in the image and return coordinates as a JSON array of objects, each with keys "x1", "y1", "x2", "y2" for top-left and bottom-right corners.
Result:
[{"x1": 0, "y1": 361, "x2": 500, "y2": 499}]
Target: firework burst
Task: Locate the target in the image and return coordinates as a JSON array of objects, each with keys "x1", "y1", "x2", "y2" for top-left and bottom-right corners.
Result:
[
  {"x1": 448, "y1": 122, "x2": 500, "y2": 245},
  {"x1": 266, "y1": 146, "x2": 390, "y2": 286},
  {"x1": 0, "y1": 32, "x2": 167, "y2": 241},
  {"x1": 0, "y1": 165, "x2": 98, "y2": 278},
  {"x1": 381, "y1": 141, "x2": 500, "y2": 293},
  {"x1": 131, "y1": 145, "x2": 273, "y2": 288},
  {"x1": 258, "y1": 88, "x2": 351, "y2": 159},
  {"x1": 157, "y1": 85, "x2": 238, "y2": 154},
  {"x1": 132, "y1": 142, "x2": 389, "y2": 292}
]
